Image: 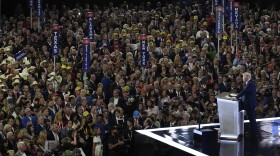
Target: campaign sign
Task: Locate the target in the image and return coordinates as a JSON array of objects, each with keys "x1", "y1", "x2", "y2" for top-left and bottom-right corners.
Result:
[
  {"x1": 51, "y1": 24, "x2": 60, "y2": 56},
  {"x1": 222, "y1": 0, "x2": 226, "y2": 13},
  {"x1": 216, "y1": 6, "x2": 223, "y2": 35},
  {"x1": 82, "y1": 38, "x2": 91, "y2": 72},
  {"x1": 228, "y1": 0, "x2": 234, "y2": 24},
  {"x1": 140, "y1": 34, "x2": 148, "y2": 66},
  {"x1": 37, "y1": 0, "x2": 42, "y2": 17},
  {"x1": 29, "y1": 0, "x2": 33, "y2": 8},
  {"x1": 214, "y1": 0, "x2": 220, "y2": 6},
  {"x1": 233, "y1": 2, "x2": 240, "y2": 30},
  {"x1": 86, "y1": 12, "x2": 94, "y2": 41},
  {"x1": 14, "y1": 50, "x2": 28, "y2": 61}
]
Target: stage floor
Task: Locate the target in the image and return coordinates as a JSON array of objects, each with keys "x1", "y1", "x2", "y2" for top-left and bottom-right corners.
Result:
[{"x1": 137, "y1": 117, "x2": 280, "y2": 156}]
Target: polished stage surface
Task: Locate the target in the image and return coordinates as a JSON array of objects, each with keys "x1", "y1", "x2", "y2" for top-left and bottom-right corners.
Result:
[{"x1": 137, "y1": 117, "x2": 280, "y2": 156}]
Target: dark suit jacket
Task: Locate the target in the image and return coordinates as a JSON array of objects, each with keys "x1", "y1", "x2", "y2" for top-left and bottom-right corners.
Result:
[
  {"x1": 219, "y1": 82, "x2": 230, "y2": 93},
  {"x1": 109, "y1": 82, "x2": 119, "y2": 97},
  {"x1": 68, "y1": 55, "x2": 81, "y2": 64},
  {"x1": 35, "y1": 124, "x2": 47, "y2": 135},
  {"x1": 48, "y1": 108, "x2": 56, "y2": 122},
  {"x1": 47, "y1": 131, "x2": 62, "y2": 143},
  {"x1": 109, "y1": 97, "x2": 127, "y2": 110},
  {"x1": 0, "y1": 132, "x2": 6, "y2": 141},
  {"x1": 173, "y1": 90, "x2": 184, "y2": 98},
  {"x1": 42, "y1": 89, "x2": 51, "y2": 101},
  {"x1": 167, "y1": 89, "x2": 177, "y2": 99},
  {"x1": 236, "y1": 79, "x2": 257, "y2": 109},
  {"x1": 60, "y1": 127, "x2": 72, "y2": 138},
  {"x1": 7, "y1": 140, "x2": 16, "y2": 150},
  {"x1": 108, "y1": 115, "x2": 128, "y2": 129},
  {"x1": 88, "y1": 80, "x2": 98, "y2": 93}
]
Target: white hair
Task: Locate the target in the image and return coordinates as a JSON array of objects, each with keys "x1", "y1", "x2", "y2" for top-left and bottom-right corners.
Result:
[
  {"x1": 243, "y1": 72, "x2": 251, "y2": 79},
  {"x1": 17, "y1": 141, "x2": 25, "y2": 149}
]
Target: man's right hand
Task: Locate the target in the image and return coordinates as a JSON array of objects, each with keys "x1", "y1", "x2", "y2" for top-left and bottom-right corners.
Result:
[{"x1": 118, "y1": 140, "x2": 124, "y2": 145}]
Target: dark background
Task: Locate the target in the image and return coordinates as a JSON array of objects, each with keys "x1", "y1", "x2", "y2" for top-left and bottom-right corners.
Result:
[{"x1": 1, "y1": 0, "x2": 280, "y2": 18}]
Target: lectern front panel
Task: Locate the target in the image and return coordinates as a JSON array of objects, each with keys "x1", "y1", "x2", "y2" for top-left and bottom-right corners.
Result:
[{"x1": 217, "y1": 98, "x2": 240, "y2": 139}]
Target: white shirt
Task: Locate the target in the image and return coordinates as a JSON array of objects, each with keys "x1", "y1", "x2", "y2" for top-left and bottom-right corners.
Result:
[
  {"x1": 113, "y1": 97, "x2": 119, "y2": 106},
  {"x1": 65, "y1": 115, "x2": 70, "y2": 120},
  {"x1": 53, "y1": 131, "x2": 59, "y2": 142},
  {"x1": 170, "y1": 121, "x2": 176, "y2": 127},
  {"x1": 146, "y1": 106, "x2": 159, "y2": 117},
  {"x1": 176, "y1": 91, "x2": 180, "y2": 97},
  {"x1": 93, "y1": 136, "x2": 101, "y2": 143},
  {"x1": 245, "y1": 79, "x2": 251, "y2": 85},
  {"x1": 116, "y1": 116, "x2": 124, "y2": 125},
  {"x1": 48, "y1": 107, "x2": 56, "y2": 114},
  {"x1": 18, "y1": 152, "x2": 27, "y2": 156}
]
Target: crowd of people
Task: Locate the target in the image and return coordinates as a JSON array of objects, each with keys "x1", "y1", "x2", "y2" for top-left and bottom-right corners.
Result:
[{"x1": 0, "y1": 1, "x2": 280, "y2": 156}]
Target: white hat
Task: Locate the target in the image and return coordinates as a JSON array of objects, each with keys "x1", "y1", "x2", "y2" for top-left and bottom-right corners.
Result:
[
  {"x1": 3, "y1": 46, "x2": 12, "y2": 52},
  {"x1": 12, "y1": 79, "x2": 20, "y2": 86}
]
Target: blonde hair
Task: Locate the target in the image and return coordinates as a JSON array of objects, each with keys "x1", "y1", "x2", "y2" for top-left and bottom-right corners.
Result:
[
  {"x1": 38, "y1": 131, "x2": 47, "y2": 141},
  {"x1": 3, "y1": 124, "x2": 12, "y2": 134},
  {"x1": 17, "y1": 128, "x2": 27, "y2": 139},
  {"x1": 53, "y1": 112, "x2": 63, "y2": 124}
]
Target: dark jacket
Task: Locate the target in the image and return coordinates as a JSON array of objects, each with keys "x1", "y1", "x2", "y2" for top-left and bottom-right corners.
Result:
[{"x1": 236, "y1": 79, "x2": 257, "y2": 109}]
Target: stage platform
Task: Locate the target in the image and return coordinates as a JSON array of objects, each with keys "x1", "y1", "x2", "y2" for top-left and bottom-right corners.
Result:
[{"x1": 136, "y1": 117, "x2": 280, "y2": 156}]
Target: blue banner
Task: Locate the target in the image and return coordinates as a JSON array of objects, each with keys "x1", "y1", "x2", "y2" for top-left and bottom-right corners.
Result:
[
  {"x1": 51, "y1": 24, "x2": 60, "y2": 56},
  {"x1": 140, "y1": 34, "x2": 148, "y2": 66},
  {"x1": 216, "y1": 6, "x2": 223, "y2": 35},
  {"x1": 82, "y1": 38, "x2": 91, "y2": 71},
  {"x1": 29, "y1": 0, "x2": 33, "y2": 8},
  {"x1": 214, "y1": 0, "x2": 220, "y2": 6},
  {"x1": 86, "y1": 12, "x2": 94, "y2": 42},
  {"x1": 233, "y1": 2, "x2": 240, "y2": 30},
  {"x1": 222, "y1": 0, "x2": 226, "y2": 13},
  {"x1": 37, "y1": 0, "x2": 42, "y2": 17},
  {"x1": 228, "y1": 0, "x2": 234, "y2": 24},
  {"x1": 14, "y1": 50, "x2": 28, "y2": 61}
]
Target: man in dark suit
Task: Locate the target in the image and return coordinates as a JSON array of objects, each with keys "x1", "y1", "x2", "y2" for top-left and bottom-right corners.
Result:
[
  {"x1": 0, "y1": 123, "x2": 6, "y2": 141},
  {"x1": 7, "y1": 132, "x2": 16, "y2": 151},
  {"x1": 88, "y1": 74, "x2": 98, "y2": 93},
  {"x1": 109, "y1": 109, "x2": 127, "y2": 131},
  {"x1": 61, "y1": 120, "x2": 73, "y2": 138},
  {"x1": 15, "y1": 141, "x2": 27, "y2": 156},
  {"x1": 109, "y1": 89, "x2": 126, "y2": 111},
  {"x1": 68, "y1": 47, "x2": 81, "y2": 64},
  {"x1": 236, "y1": 72, "x2": 258, "y2": 139},
  {"x1": 48, "y1": 101, "x2": 57, "y2": 122},
  {"x1": 47, "y1": 124, "x2": 61, "y2": 143},
  {"x1": 35, "y1": 116, "x2": 47, "y2": 135}
]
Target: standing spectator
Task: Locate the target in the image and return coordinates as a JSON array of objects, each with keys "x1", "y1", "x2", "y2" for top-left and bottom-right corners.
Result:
[
  {"x1": 21, "y1": 108, "x2": 36, "y2": 128},
  {"x1": 108, "y1": 126, "x2": 125, "y2": 156},
  {"x1": 92, "y1": 128, "x2": 103, "y2": 156},
  {"x1": 16, "y1": 141, "x2": 27, "y2": 156},
  {"x1": 47, "y1": 124, "x2": 61, "y2": 143},
  {"x1": 61, "y1": 120, "x2": 73, "y2": 138}
]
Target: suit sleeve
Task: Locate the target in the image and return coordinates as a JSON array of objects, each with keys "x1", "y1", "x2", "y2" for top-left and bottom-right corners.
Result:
[
  {"x1": 236, "y1": 82, "x2": 252, "y2": 99},
  {"x1": 21, "y1": 118, "x2": 27, "y2": 128}
]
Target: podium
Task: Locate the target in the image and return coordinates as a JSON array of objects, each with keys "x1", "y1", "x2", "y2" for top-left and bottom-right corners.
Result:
[
  {"x1": 219, "y1": 139, "x2": 244, "y2": 156},
  {"x1": 217, "y1": 92, "x2": 244, "y2": 140}
]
